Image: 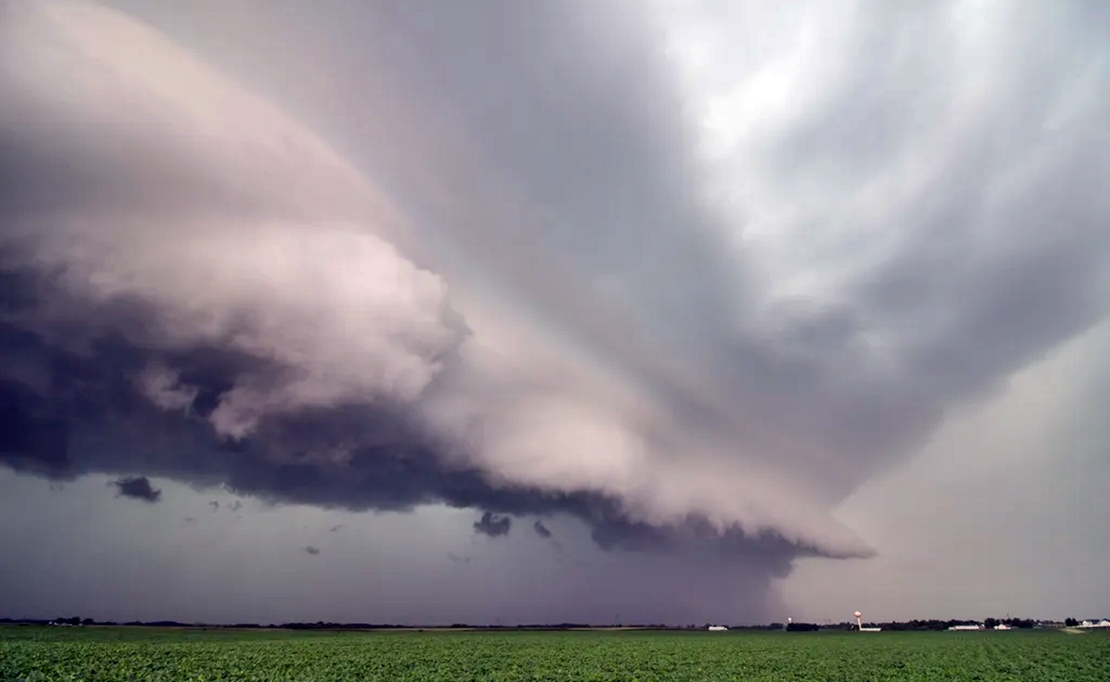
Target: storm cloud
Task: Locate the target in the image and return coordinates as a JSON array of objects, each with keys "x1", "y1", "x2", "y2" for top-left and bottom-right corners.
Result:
[{"x1": 0, "y1": 0, "x2": 1107, "y2": 623}]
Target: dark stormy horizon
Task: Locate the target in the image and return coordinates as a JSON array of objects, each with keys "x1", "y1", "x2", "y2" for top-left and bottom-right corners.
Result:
[{"x1": 1, "y1": 0, "x2": 1108, "y2": 626}]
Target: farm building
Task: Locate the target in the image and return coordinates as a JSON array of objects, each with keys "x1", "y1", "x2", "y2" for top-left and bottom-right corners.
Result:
[{"x1": 707, "y1": 625, "x2": 728, "y2": 632}]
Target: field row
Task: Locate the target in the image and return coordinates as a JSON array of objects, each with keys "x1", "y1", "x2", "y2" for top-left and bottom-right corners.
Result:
[{"x1": 3, "y1": 627, "x2": 1109, "y2": 681}]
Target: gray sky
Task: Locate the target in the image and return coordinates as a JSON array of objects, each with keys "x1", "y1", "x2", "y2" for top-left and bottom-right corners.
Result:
[{"x1": 0, "y1": 0, "x2": 1107, "y2": 625}]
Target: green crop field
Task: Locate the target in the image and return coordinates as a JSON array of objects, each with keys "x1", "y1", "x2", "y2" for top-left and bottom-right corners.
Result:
[{"x1": 3, "y1": 625, "x2": 1109, "y2": 681}]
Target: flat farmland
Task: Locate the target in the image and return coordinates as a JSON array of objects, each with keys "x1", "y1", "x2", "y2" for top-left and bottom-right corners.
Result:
[{"x1": 3, "y1": 625, "x2": 1109, "y2": 681}]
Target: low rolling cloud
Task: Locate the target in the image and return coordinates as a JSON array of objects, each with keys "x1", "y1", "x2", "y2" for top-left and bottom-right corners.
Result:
[{"x1": 0, "y1": 0, "x2": 1107, "y2": 623}]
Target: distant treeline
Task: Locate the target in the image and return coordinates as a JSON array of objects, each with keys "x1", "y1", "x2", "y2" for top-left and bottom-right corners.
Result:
[{"x1": 0, "y1": 616, "x2": 1091, "y2": 631}]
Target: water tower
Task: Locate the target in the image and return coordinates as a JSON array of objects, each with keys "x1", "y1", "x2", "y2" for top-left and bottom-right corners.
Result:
[{"x1": 854, "y1": 610, "x2": 881, "y2": 632}]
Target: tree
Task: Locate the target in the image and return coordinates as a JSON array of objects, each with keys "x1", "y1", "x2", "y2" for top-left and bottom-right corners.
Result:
[
  {"x1": 1065, "y1": 618, "x2": 1078, "y2": 627},
  {"x1": 786, "y1": 622, "x2": 820, "y2": 632}
]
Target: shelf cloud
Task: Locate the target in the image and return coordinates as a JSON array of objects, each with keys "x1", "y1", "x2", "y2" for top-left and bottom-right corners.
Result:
[{"x1": 1, "y1": 0, "x2": 1107, "y2": 622}]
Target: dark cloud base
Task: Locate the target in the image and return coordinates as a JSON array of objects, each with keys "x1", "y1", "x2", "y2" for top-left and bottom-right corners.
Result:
[{"x1": 0, "y1": 268, "x2": 821, "y2": 579}]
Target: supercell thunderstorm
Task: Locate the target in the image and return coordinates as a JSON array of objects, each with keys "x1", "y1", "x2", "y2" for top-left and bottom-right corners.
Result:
[{"x1": 1, "y1": 0, "x2": 1108, "y2": 622}]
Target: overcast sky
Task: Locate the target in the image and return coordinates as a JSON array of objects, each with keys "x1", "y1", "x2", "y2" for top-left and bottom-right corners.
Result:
[{"x1": 0, "y1": 0, "x2": 1107, "y2": 625}]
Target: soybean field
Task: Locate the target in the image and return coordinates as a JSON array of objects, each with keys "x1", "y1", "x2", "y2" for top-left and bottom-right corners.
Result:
[{"x1": 3, "y1": 625, "x2": 1109, "y2": 681}]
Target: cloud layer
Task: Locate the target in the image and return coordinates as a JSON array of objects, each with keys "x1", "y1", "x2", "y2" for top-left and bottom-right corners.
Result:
[{"x1": 1, "y1": 0, "x2": 1108, "y2": 622}]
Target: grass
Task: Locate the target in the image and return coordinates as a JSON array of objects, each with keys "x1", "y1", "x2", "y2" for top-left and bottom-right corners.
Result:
[{"x1": 3, "y1": 625, "x2": 1109, "y2": 681}]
